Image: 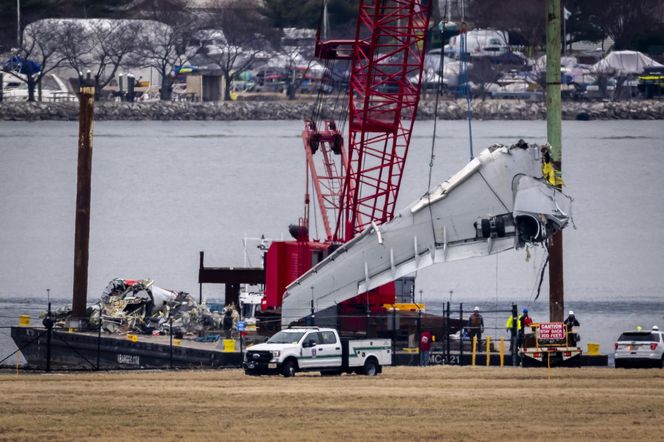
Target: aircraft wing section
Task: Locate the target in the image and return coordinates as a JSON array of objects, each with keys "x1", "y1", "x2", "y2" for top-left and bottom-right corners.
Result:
[{"x1": 281, "y1": 143, "x2": 572, "y2": 327}]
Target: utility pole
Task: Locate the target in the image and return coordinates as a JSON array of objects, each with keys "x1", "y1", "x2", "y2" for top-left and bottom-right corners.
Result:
[
  {"x1": 16, "y1": 0, "x2": 21, "y2": 47},
  {"x1": 546, "y1": 0, "x2": 564, "y2": 322}
]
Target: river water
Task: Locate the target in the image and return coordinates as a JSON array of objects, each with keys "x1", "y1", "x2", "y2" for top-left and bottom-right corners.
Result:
[{"x1": 1, "y1": 119, "x2": 663, "y2": 361}]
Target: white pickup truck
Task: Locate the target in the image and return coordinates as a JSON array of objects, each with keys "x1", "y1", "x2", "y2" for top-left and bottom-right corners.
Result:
[{"x1": 243, "y1": 327, "x2": 391, "y2": 377}]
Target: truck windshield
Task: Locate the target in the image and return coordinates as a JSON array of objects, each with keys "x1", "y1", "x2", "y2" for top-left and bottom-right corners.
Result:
[
  {"x1": 241, "y1": 304, "x2": 255, "y2": 318},
  {"x1": 267, "y1": 331, "x2": 306, "y2": 344}
]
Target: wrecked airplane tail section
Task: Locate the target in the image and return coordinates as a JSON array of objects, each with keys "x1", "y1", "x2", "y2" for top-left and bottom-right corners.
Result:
[{"x1": 281, "y1": 142, "x2": 573, "y2": 327}]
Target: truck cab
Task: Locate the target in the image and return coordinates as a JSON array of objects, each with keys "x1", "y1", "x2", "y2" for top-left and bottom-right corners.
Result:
[
  {"x1": 243, "y1": 327, "x2": 391, "y2": 377},
  {"x1": 239, "y1": 289, "x2": 263, "y2": 331}
]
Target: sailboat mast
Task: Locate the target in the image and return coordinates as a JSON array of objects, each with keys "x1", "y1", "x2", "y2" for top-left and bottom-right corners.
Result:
[{"x1": 546, "y1": 0, "x2": 564, "y2": 322}]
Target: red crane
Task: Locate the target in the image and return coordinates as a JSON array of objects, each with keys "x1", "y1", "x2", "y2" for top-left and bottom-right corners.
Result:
[{"x1": 262, "y1": 0, "x2": 432, "y2": 325}]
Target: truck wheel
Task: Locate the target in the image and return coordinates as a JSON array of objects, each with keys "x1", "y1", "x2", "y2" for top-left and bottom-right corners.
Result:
[
  {"x1": 282, "y1": 359, "x2": 297, "y2": 377},
  {"x1": 362, "y1": 358, "x2": 379, "y2": 376}
]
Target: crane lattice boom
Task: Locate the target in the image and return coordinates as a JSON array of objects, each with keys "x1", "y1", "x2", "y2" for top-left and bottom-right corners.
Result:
[{"x1": 339, "y1": 0, "x2": 431, "y2": 241}]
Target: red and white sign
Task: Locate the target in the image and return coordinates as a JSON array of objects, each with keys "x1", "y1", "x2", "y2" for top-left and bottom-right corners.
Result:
[{"x1": 538, "y1": 322, "x2": 565, "y2": 340}]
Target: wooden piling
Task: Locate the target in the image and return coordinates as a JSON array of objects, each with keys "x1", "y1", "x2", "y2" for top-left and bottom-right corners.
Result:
[{"x1": 71, "y1": 85, "x2": 95, "y2": 325}]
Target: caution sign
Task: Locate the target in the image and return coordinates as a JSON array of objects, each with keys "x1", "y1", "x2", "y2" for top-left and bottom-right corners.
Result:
[{"x1": 538, "y1": 322, "x2": 565, "y2": 340}]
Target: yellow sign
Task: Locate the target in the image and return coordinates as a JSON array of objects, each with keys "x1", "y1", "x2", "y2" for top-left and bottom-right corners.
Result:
[{"x1": 382, "y1": 303, "x2": 426, "y2": 312}]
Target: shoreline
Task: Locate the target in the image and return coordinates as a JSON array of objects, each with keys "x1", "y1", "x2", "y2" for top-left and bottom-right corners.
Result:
[{"x1": 1, "y1": 98, "x2": 663, "y2": 121}]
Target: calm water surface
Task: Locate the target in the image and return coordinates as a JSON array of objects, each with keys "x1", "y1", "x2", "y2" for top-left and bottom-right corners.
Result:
[{"x1": 1, "y1": 119, "x2": 663, "y2": 360}]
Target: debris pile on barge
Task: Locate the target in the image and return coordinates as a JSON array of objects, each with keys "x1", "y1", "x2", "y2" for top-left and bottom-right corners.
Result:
[{"x1": 46, "y1": 278, "x2": 236, "y2": 338}]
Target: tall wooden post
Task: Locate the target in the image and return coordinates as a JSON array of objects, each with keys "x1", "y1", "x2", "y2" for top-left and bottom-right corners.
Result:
[
  {"x1": 546, "y1": 0, "x2": 564, "y2": 322},
  {"x1": 71, "y1": 85, "x2": 95, "y2": 327}
]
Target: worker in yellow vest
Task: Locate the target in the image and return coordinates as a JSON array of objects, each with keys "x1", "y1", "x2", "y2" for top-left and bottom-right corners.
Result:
[{"x1": 506, "y1": 311, "x2": 523, "y2": 362}]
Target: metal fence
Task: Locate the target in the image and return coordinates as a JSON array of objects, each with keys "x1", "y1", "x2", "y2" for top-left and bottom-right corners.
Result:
[{"x1": 1, "y1": 301, "x2": 524, "y2": 372}]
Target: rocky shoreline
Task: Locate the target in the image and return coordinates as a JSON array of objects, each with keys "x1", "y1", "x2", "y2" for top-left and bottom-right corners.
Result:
[{"x1": 1, "y1": 98, "x2": 662, "y2": 121}]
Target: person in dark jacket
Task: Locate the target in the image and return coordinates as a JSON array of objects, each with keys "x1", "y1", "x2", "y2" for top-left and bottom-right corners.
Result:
[
  {"x1": 518, "y1": 308, "x2": 532, "y2": 349},
  {"x1": 564, "y1": 310, "x2": 580, "y2": 346},
  {"x1": 223, "y1": 309, "x2": 233, "y2": 339}
]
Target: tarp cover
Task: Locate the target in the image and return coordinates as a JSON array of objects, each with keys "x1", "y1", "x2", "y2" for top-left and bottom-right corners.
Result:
[{"x1": 591, "y1": 50, "x2": 663, "y2": 75}]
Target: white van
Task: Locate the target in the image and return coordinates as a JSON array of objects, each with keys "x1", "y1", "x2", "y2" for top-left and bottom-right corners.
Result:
[{"x1": 444, "y1": 29, "x2": 509, "y2": 59}]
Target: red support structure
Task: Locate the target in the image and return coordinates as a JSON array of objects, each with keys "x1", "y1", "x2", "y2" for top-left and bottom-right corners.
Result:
[
  {"x1": 336, "y1": 0, "x2": 432, "y2": 241},
  {"x1": 260, "y1": 1, "x2": 432, "y2": 326},
  {"x1": 302, "y1": 119, "x2": 347, "y2": 242}
]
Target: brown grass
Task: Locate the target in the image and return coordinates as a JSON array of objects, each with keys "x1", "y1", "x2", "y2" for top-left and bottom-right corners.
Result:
[{"x1": 0, "y1": 366, "x2": 663, "y2": 441}]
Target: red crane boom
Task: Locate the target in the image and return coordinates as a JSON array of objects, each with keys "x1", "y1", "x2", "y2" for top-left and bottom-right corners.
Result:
[
  {"x1": 262, "y1": 0, "x2": 431, "y2": 320},
  {"x1": 327, "y1": 0, "x2": 432, "y2": 241}
]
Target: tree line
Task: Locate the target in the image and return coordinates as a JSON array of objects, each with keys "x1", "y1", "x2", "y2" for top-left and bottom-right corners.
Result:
[
  {"x1": 3, "y1": 0, "x2": 663, "y2": 52},
  {"x1": 1, "y1": 0, "x2": 663, "y2": 102}
]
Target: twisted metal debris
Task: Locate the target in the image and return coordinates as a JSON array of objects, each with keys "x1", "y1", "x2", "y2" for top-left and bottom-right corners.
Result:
[{"x1": 47, "y1": 278, "x2": 237, "y2": 337}]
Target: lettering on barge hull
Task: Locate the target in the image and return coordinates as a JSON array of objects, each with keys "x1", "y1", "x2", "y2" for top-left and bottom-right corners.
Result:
[
  {"x1": 117, "y1": 354, "x2": 140, "y2": 365},
  {"x1": 430, "y1": 353, "x2": 460, "y2": 365}
]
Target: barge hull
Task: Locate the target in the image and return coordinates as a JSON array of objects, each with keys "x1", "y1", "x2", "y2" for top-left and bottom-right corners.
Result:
[{"x1": 11, "y1": 327, "x2": 243, "y2": 370}]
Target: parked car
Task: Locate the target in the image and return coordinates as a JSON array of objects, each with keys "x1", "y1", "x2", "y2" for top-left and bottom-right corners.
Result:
[{"x1": 614, "y1": 328, "x2": 664, "y2": 368}]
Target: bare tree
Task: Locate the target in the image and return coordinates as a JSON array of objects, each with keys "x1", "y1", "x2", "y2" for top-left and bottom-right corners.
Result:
[
  {"x1": 4, "y1": 19, "x2": 67, "y2": 102},
  {"x1": 202, "y1": 0, "x2": 275, "y2": 101},
  {"x1": 468, "y1": 58, "x2": 501, "y2": 101},
  {"x1": 467, "y1": 0, "x2": 546, "y2": 51},
  {"x1": 279, "y1": 43, "x2": 320, "y2": 100},
  {"x1": 125, "y1": 0, "x2": 201, "y2": 100},
  {"x1": 574, "y1": 0, "x2": 664, "y2": 51},
  {"x1": 134, "y1": 21, "x2": 198, "y2": 100},
  {"x1": 58, "y1": 19, "x2": 141, "y2": 98}
]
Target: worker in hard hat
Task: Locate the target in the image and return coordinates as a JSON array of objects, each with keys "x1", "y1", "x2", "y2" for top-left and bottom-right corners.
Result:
[
  {"x1": 519, "y1": 308, "x2": 533, "y2": 349},
  {"x1": 564, "y1": 310, "x2": 580, "y2": 346},
  {"x1": 468, "y1": 306, "x2": 485, "y2": 349},
  {"x1": 505, "y1": 310, "x2": 524, "y2": 362}
]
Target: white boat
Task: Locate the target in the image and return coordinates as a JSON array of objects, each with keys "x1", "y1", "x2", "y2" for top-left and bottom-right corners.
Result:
[{"x1": 2, "y1": 73, "x2": 76, "y2": 102}]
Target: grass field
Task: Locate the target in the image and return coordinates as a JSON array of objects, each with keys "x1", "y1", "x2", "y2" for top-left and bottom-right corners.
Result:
[{"x1": 1, "y1": 366, "x2": 663, "y2": 441}]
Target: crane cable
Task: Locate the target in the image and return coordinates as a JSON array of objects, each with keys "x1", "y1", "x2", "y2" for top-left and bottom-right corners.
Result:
[
  {"x1": 460, "y1": 0, "x2": 475, "y2": 161},
  {"x1": 426, "y1": 21, "x2": 447, "y2": 245}
]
